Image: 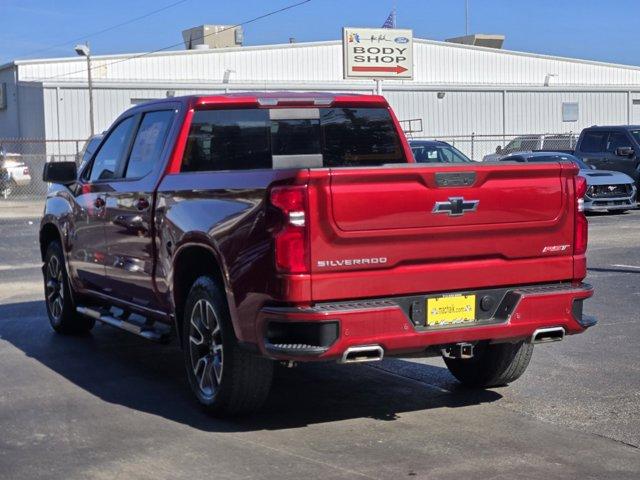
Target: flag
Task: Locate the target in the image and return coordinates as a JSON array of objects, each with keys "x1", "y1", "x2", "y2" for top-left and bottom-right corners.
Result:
[{"x1": 382, "y1": 10, "x2": 396, "y2": 29}]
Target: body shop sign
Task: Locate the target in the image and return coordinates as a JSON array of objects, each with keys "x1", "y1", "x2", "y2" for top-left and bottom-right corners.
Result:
[{"x1": 343, "y1": 27, "x2": 413, "y2": 79}]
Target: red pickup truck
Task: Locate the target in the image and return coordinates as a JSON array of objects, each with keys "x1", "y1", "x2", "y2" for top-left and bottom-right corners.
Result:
[{"x1": 40, "y1": 93, "x2": 594, "y2": 415}]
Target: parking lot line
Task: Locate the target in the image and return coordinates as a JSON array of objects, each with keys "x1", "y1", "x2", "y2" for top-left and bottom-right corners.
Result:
[{"x1": 0, "y1": 263, "x2": 41, "y2": 272}]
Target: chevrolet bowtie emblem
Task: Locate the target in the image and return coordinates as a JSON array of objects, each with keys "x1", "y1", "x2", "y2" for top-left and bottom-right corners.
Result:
[{"x1": 432, "y1": 197, "x2": 479, "y2": 216}]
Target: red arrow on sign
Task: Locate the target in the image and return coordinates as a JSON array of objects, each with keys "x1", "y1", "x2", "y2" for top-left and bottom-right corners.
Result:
[{"x1": 352, "y1": 65, "x2": 408, "y2": 74}]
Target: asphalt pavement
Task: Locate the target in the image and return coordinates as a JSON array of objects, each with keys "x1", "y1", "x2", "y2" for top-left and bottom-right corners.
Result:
[{"x1": 0, "y1": 207, "x2": 638, "y2": 479}]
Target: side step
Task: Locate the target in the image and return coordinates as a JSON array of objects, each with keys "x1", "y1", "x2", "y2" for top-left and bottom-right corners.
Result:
[{"x1": 77, "y1": 306, "x2": 172, "y2": 342}]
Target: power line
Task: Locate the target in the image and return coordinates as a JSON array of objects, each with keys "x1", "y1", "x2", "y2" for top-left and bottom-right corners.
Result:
[
  {"x1": 21, "y1": 0, "x2": 190, "y2": 59},
  {"x1": 46, "y1": 0, "x2": 312, "y2": 80}
]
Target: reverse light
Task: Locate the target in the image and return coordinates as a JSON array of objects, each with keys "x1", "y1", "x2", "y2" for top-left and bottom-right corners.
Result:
[
  {"x1": 270, "y1": 186, "x2": 309, "y2": 274},
  {"x1": 574, "y1": 176, "x2": 588, "y2": 255}
]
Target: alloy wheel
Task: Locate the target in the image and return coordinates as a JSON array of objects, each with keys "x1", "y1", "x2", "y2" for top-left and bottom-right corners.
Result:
[
  {"x1": 188, "y1": 299, "x2": 224, "y2": 399},
  {"x1": 45, "y1": 255, "x2": 64, "y2": 322}
]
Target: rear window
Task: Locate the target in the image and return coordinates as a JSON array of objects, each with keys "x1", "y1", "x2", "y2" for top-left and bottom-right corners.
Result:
[{"x1": 181, "y1": 107, "x2": 404, "y2": 172}]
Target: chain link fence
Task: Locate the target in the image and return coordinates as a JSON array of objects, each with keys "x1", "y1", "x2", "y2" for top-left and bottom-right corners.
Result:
[
  {"x1": 0, "y1": 139, "x2": 85, "y2": 201},
  {"x1": 404, "y1": 132, "x2": 579, "y2": 161}
]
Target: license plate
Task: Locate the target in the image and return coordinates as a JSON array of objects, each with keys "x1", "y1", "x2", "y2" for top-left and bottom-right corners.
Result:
[{"x1": 427, "y1": 295, "x2": 476, "y2": 326}]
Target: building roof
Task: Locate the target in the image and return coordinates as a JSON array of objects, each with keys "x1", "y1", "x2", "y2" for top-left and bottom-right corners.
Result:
[{"x1": 4, "y1": 37, "x2": 640, "y2": 88}]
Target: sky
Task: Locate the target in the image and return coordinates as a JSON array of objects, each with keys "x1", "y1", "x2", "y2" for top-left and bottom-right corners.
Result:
[{"x1": 1, "y1": 0, "x2": 638, "y2": 66}]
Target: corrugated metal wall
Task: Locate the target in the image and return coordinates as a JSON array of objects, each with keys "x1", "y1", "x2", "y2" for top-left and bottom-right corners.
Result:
[{"x1": 7, "y1": 37, "x2": 640, "y2": 145}]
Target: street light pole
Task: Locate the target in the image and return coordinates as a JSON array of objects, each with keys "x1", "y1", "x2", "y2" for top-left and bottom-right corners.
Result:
[
  {"x1": 75, "y1": 43, "x2": 94, "y2": 136},
  {"x1": 86, "y1": 51, "x2": 94, "y2": 136},
  {"x1": 465, "y1": 0, "x2": 469, "y2": 36}
]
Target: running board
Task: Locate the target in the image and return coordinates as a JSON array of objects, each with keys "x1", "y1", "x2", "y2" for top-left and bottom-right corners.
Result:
[{"x1": 77, "y1": 306, "x2": 171, "y2": 342}]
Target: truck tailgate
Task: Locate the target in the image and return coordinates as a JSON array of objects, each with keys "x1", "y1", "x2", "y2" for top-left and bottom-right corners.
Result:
[{"x1": 307, "y1": 163, "x2": 577, "y2": 301}]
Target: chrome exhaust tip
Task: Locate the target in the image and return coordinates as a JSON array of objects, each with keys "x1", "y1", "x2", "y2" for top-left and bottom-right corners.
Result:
[
  {"x1": 531, "y1": 327, "x2": 565, "y2": 344},
  {"x1": 339, "y1": 345, "x2": 384, "y2": 364}
]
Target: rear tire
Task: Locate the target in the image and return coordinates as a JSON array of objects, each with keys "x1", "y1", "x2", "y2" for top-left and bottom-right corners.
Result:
[
  {"x1": 44, "y1": 241, "x2": 95, "y2": 334},
  {"x1": 443, "y1": 341, "x2": 534, "y2": 388},
  {"x1": 182, "y1": 276, "x2": 273, "y2": 416}
]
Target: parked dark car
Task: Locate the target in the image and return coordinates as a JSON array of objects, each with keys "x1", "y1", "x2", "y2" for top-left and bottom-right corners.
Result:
[
  {"x1": 409, "y1": 140, "x2": 473, "y2": 163},
  {"x1": 500, "y1": 151, "x2": 637, "y2": 213},
  {"x1": 573, "y1": 125, "x2": 640, "y2": 189},
  {"x1": 39, "y1": 93, "x2": 594, "y2": 416}
]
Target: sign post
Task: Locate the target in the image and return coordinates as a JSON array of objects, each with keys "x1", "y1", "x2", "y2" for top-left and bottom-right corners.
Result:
[{"x1": 343, "y1": 27, "x2": 413, "y2": 80}]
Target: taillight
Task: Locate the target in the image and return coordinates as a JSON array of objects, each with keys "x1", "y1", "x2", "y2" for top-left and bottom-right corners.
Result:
[
  {"x1": 574, "y1": 176, "x2": 588, "y2": 255},
  {"x1": 270, "y1": 186, "x2": 309, "y2": 274}
]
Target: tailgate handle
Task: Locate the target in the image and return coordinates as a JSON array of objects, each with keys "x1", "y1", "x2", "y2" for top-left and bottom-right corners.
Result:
[{"x1": 435, "y1": 172, "x2": 476, "y2": 187}]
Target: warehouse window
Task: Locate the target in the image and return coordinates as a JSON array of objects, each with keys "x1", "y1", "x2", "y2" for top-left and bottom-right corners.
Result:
[{"x1": 562, "y1": 102, "x2": 579, "y2": 122}]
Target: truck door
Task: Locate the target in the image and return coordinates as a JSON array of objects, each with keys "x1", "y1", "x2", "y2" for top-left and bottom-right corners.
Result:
[
  {"x1": 603, "y1": 131, "x2": 640, "y2": 182},
  {"x1": 103, "y1": 109, "x2": 176, "y2": 310},
  {"x1": 69, "y1": 115, "x2": 138, "y2": 292},
  {"x1": 577, "y1": 130, "x2": 607, "y2": 170}
]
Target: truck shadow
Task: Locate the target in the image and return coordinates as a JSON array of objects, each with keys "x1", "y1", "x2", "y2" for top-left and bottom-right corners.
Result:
[{"x1": 0, "y1": 300, "x2": 501, "y2": 433}]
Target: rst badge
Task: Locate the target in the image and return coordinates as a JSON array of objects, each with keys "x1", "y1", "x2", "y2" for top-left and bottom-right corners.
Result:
[{"x1": 432, "y1": 197, "x2": 479, "y2": 216}]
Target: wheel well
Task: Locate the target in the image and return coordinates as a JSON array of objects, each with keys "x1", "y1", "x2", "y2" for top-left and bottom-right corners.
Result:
[
  {"x1": 40, "y1": 223, "x2": 61, "y2": 261},
  {"x1": 173, "y1": 245, "x2": 226, "y2": 343}
]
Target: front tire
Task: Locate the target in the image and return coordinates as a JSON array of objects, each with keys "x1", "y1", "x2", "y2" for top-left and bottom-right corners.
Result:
[
  {"x1": 182, "y1": 276, "x2": 273, "y2": 416},
  {"x1": 44, "y1": 241, "x2": 94, "y2": 334},
  {"x1": 443, "y1": 341, "x2": 534, "y2": 388}
]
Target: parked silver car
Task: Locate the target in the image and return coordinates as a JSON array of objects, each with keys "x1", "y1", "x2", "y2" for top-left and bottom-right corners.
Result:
[
  {"x1": 499, "y1": 151, "x2": 637, "y2": 213},
  {"x1": 0, "y1": 144, "x2": 32, "y2": 199},
  {"x1": 483, "y1": 134, "x2": 578, "y2": 162}
]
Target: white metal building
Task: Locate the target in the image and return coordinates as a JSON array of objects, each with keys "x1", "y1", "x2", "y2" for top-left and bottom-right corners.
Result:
[{"x1": 4, "y1": 36, "x2": 640, "y2": 158}]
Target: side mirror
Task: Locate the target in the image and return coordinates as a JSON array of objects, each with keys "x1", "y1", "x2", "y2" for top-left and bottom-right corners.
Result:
[
  {"x1": 495, "y1": 145, "x2": 503, "y2": 154},
  {"x1": 43, "y1": 161, "x2": 77, "y2": 185},
  {"x1": 615, "y1": 146, "x2": 634, "y2": 157}
]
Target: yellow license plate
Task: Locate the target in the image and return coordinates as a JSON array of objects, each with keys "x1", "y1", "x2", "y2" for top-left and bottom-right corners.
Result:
[{"x1": 427, "y1": 295, "x2": 476, "y2": 326}]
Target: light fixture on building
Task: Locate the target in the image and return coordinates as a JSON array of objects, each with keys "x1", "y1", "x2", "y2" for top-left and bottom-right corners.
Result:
[
  {"x1": 223, "y1": 69, "x2": 236, "y2": 84},
  {"x1": 437, "y1": 92, "x2": 446, "y2": 99},
  {"x1": 544, "y1": 73, "x2": 558, "y2": 87}
]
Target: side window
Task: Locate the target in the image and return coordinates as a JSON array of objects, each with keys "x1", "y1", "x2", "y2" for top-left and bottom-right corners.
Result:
[
  {"x1": 504, "y1": 138, "x2": 522, "y2": 153},
  {"x1": 89, "y1": 116, "x2": 136, "y2": 181},
  {"x1": 606, "y1": 132, "x2": 632, "y2": 153},
  {"x1": 580, "y1": 132, "x2": 607, "y2": 153},
  {"x1": 125, "y1": 110, "x2": 174, "y2": 179},
  {"x1": 182, "y1": 109, "x2": 271, "y2": 172}
]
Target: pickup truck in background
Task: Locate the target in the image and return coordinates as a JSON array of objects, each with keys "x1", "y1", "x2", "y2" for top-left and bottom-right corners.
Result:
[
  {"x1": 483, "y1": 133, "x2": 578, "y2": 162},
  {"x1": 572, "y1": 125, "x2": 640, "y2": 190},
  {"x1": 40, "y1": 93, "x2": 595, "y2": 415}
]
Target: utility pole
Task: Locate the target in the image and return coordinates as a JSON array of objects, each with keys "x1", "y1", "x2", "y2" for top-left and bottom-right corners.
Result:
[
  {"x1": 74, "y1": 43, "x2": 94, "y2": 136},
  {"x1": 465, "y1": 0, "x2": 469, "y2": 35}
]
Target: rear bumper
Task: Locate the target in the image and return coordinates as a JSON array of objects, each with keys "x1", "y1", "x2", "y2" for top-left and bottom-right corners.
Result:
[{"x1": 256, "y1": 282, "x2": 595, "y2": 361}]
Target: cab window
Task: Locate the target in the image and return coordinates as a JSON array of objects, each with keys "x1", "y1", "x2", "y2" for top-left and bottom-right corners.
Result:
[
  {"x1": 125, "y1": 110, "x2": 174, "y2": 179},
  {"x1": 580, "y1": 132, "x2": 607, "y2": 153},
  {"x1": 88, "y1": 116, "x2": 137, "y2": 182},
  {"x1": 606, "y1": 132, "x2": 632, "y2": 153}
]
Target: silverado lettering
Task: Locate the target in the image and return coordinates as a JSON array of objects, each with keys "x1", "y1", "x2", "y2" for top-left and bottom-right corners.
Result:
[{"x1": 317, "y1": 257, "x2": 388, "y2": 268}]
